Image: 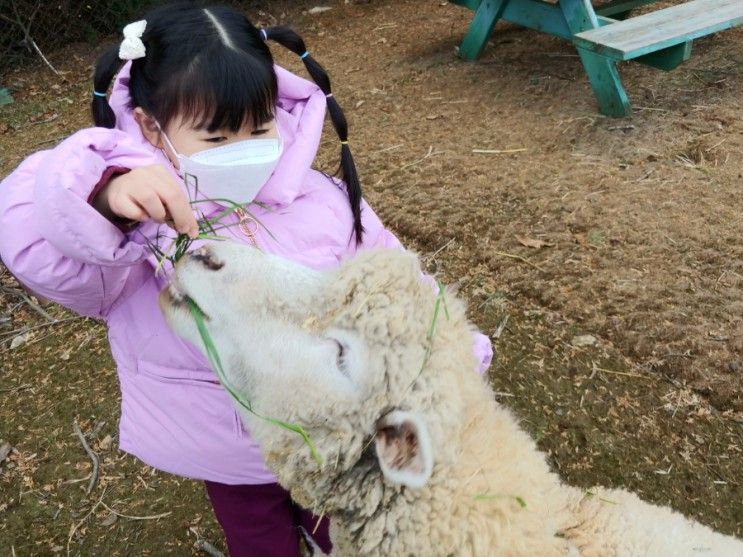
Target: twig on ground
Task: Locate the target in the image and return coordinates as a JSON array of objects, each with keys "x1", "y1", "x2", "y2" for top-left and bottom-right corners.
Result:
[
  {"x1": 0, "y1": 315, "x2": 85, "y2": 339},
  {"x1": 61, "y1": 476, "x2": 91, "y2": 486},
  {"x1": 33, "y1": 136, "x2": 65, "y2": 147},
  {"x1": 190, "y1": 528, "x2": 226, "y2": 557},
  {"x1": 427, "y1": 238, "x2": 455, "y2": 262},
  {"x1": 494, "y1": 315, "x2": 509, "y2": 339},
  {"x1": 2, "y1": 1, "x2": 59, "y2": 76},
  {"x1": 90, "y1": 420, "x2": 106, "y2": 439},
  {"x1": 493, "y1": 251, "x2": 546, "y2": 273},
  {"x1": 0, "y1": 383, "x2": 33, "y2": 394},
  {"x1": 399, "y1": 146, "x2": 444, "y2": 171},
  {"x1": 592, "y1": 365, "x2": 653, "y2": 380},
  {"x1": 0, "y1": 325, "x2": 78, "y2": 355},
  {"x1": 375, "y1": 143, "x2": 403, "y2": 153},
  {"x1": 634, "y1": 168, "x2": 656, "y2": 182},
  {"x1": 99, "y1": 501, "x2": 172, "y2": 521},
  {"x1": 705, "y1": 138, "x2": 727, "y2": 152},
  {"x1": 20, "y1": 293, "x2": 56, "y2": 322},
  {"x1": 6, "y1": 288, "x2": 57, "y2": 322},
  {"x1": 32, "y1": 114, "x2": 59, "y2": 126},
  {"x1": 194, "y1": 539, "x2": 226, "y2": 557},
  {"x1": 472, "y1": 148, "x2": 527, "y2": 155},
  {"x1": 66, "y1": 486, "x2": 107, "y2": 557},
  {"x1": 73, "y1": 420, "x2": 99, "y2": 495},
  {"x1": 634, "y1": 106, "x2": 669, "y2": 112}
]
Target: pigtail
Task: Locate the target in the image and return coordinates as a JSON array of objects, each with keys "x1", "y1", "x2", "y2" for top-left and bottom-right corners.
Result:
[
  {"x1": 263, "y1": 26, "x2": 364, "y2": 245},
  {"x1": 91, "y1": 45, "x2": 124, "y2": 128}
]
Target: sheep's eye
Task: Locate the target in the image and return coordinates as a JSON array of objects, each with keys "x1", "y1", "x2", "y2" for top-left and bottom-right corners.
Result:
[{"x1": 190, "y1": 248, "x2": 224, "y2": 271}]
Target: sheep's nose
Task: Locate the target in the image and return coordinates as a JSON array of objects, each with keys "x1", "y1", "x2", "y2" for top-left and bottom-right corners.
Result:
[{"x1": 190, "y1": 246, "x2": 224, "y2": 271}]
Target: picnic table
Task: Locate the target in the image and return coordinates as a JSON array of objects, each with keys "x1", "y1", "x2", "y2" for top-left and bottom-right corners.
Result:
[{"x1": 449, "y1": 0, "x2": 743, "y2": 116}]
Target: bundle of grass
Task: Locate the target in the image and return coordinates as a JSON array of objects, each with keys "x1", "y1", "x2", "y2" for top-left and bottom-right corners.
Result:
[
  {"x1": 148, "y1": 193, "x2": 319, "y2": 460},
  {"x1": 145, "y1": 196, "x2": 271, "y2": 273}
]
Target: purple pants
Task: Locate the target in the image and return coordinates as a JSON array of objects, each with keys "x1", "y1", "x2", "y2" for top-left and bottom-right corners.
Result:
[{"x1": 205, "y1": 481, "x2": 332, "y2": 557}]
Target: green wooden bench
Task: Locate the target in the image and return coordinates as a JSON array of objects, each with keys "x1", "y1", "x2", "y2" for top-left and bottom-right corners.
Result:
[{"x1": 450, "y1": 0, "x2": 743, "y2": 116}]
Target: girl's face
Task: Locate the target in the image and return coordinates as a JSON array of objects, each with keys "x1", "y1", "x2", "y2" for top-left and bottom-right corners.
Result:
[{"x1": 135, "y1": 108, "x2": 279, "y2": 169}]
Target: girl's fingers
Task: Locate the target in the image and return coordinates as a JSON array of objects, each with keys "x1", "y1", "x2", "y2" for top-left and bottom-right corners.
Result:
[
  {"x1": 110, "y1": 193, "x2": 149, "y2": 222},
  {"x1": 107, "y1": 165, "x2": 199, "y2": 238},
  {"x1": 134, "y1": 190, "x2": 168, "y2": 223},
  {"x1": 154, "y1": 180, "x2": 200, "y2": 238}
]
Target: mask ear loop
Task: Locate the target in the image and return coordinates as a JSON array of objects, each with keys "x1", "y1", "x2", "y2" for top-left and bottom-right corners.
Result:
[
  {"x1": 154, "y1": 120, "x2": 180, "y2": 159},
  {"x1": 154, "y1": 121, "x2": 201, "y2": 200}
]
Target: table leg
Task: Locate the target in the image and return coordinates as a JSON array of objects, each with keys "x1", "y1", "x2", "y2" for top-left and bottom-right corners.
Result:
[
  {"x1": 459, "y1": 0, "x2": 511, "y2": 60},
  {"x1": 560, "y1": 0, "x2": 631, "y2": 116},
  {"x1": 575, "y1": 49, "x2": 631, "y2": 116}
]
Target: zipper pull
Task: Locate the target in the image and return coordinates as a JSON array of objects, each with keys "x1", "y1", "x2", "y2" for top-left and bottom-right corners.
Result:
[{"x1": 234, "y1": 207, "x2": 258, "y2": 246}]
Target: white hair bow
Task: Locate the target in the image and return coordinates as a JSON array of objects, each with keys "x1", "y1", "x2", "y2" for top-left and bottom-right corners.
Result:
[{"x1": 119, "y1": 20, "x2": 147, "y2": 60}]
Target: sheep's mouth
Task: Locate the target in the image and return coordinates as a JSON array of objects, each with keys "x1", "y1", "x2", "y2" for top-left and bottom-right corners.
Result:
[
  {"x1": 161, "y1": 281, "x2": 211, "y2": 321},
  {"x1": 166, "y1": 283, "x2": 188, "y2": 305}
]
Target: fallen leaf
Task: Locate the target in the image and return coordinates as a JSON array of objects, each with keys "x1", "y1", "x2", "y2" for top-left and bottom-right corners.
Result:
[
  {"x1": 98, "y1": 435, "x2": 113, "y2": 451},
  {"x1": 0, "y1": 441, "x2": 12, "y2": 464},
  {"x1": 515, "y1": 235, "x2": 554, "y2": 249},
  {"x1": 571, "y1": 334, "x2": 597, "y2": 347},
  {"x1": 10, "y1": 332, "x2": 31, "y2": 350},
  {"x1": 100, "y1": 512, "x2": 118, "y2": 527}
]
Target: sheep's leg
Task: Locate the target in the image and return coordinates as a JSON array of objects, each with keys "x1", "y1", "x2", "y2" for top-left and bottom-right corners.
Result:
[{"x1": 559, "y1": 486, "x2": 743, "y2": 557}]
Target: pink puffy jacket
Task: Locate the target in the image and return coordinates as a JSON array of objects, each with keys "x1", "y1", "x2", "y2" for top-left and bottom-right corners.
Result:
[{"x1": 0, "y1": 64, "x2": 492, "y2": 484}]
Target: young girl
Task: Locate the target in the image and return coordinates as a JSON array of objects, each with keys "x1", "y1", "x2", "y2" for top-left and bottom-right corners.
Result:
[{"x1": 0, "y1": 4, "x2": 492, "y2": 555}]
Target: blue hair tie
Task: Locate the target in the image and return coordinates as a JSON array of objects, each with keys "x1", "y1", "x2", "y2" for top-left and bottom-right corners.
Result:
[
  {"x1": 300, "y1": 51, "x2": 310, "y2": 59},
  {"x1": 93, "y1": 90, "x2": 107, "y2": 98}
]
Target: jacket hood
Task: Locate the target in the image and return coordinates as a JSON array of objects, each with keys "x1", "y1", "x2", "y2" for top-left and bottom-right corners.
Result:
[{"x1": 108, "y1": 62, "x2": 328, "y2": 207}]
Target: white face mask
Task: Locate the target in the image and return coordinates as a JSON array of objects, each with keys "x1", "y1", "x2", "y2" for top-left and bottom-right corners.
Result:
[{"x1": 161, "y1": 130, "x2": 283, "y2": 206}]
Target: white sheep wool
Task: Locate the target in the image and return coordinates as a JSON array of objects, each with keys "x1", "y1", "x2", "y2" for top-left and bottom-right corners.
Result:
[{"x1": 161, "y1": 244, "x2": 743, "y2": 557}]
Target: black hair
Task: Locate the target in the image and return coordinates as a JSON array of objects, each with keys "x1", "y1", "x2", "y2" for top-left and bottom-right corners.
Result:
[
  {"x1": 92, "y1": 3, "x2": 364, "y2": 244},
  {"x1": 93, "y1": 4, "x2": 276, "y2": 133}
]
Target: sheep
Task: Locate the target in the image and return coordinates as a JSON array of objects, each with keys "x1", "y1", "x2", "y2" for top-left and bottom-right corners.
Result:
[{"x1": 160, "y1": 243, "x2": 743, "y2": 557}]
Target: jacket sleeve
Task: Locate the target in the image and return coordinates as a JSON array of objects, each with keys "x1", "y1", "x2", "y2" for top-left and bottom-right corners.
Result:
[
  {"x1": 0, "y1": 128, "x2": 157, "y2": 318},
  {"x1": 347, "y1": 200, "x2": 493, "y2": 375}
]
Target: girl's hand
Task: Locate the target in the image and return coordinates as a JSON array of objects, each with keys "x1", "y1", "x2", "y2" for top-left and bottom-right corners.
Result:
[{"x1": 93, "y1": 165, "x2": 199, "y2": 238}]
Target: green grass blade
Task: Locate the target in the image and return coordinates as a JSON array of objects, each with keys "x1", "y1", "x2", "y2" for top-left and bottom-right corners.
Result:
[
  {"x1": 189, "y1": 198, "x2": 280, "y2": 245},
  {"x1": 186, "y1": 299, "x2": 321, "y2": 465}
]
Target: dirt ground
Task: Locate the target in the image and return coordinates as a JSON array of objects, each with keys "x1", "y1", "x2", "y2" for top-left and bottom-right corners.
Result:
[{"x1": 1, "y1": 0, "x2": 742, "y2": 554}]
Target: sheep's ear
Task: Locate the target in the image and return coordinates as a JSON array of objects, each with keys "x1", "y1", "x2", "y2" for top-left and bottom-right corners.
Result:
[{"x1": 374, "y1": 410, "x2": 433, "y2": 489}]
